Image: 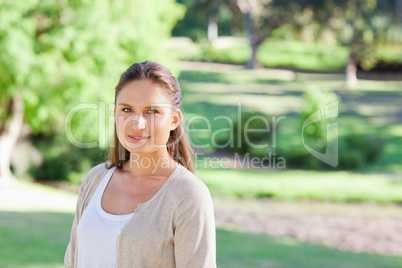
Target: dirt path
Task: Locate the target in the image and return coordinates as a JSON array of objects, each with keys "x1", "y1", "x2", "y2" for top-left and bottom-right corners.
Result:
[{"x1": 213, "y1": 197, "x2": 402, "y2": 256}]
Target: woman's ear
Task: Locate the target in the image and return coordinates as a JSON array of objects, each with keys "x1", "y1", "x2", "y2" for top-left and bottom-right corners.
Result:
[{"x1": 170, "y1": 109, "x2": 181, "y2": 131}]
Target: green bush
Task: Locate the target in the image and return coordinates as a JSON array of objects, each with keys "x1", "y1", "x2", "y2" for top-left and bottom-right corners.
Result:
[
  {"x1": 201, "y1": 44, "x2": 250, "y2": 64},
  {"x1": 29, "y1": 134, "x2": 107, "y2": 181},
  {"x1": 280, "y1": 148, "x2": 321, "y2": 170},
  {"x1": 344, "y1": 134, "x2": 385, "y2": 163},
  {"x1": 283, "y1": 133, "x2": 385, "y2": 171},
  {"x1": 337, "y1": 134, "x2": 385, "y2": 170},
  {"x1": 338, "y1": 150, "x2": 365, "y2": 170},
  {"x1": 283, "y1": 89, "x2": 385, "y2": 170},
  {"x1": 215, "y1": 111, "x2": 276, "y2": 158},
  {"x1": 300, "y1": 89, "x2": 338, "y2": 150}
]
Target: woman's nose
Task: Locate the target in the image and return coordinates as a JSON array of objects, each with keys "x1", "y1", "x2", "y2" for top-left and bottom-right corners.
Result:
[{"x1": 131, "y1": 114, "x2": 147, "y2": 130}]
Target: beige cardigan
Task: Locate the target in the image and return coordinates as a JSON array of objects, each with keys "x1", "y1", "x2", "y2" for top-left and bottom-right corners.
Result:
[{"x1": 64, "y1": 162, "x2": 216, "y2": 268}]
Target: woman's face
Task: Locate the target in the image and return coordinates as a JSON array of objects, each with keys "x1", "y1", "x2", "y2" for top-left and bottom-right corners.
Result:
[{"x1": 114, "y1": 79, "x2": 181, "y2": 156}]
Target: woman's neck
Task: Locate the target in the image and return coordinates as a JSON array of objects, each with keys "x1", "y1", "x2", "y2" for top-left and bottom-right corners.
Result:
[{"x1": 122, "y1": 150, "x2": 178, "y2": 176}]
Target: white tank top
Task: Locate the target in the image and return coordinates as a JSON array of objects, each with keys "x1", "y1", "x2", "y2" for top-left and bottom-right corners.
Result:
[{"x1": 77, "y1": 167, "x2": 135, "y2": 268}]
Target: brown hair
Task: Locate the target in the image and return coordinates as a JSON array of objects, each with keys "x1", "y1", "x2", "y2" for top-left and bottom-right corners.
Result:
[{"x1": 105, "y1": 60, "x2": 195, "y2": 173}]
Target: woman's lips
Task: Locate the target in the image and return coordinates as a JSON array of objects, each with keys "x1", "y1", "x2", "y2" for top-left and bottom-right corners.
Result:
[{"x1": 128, "y1": 135, "x2": 150, "y2": 143}]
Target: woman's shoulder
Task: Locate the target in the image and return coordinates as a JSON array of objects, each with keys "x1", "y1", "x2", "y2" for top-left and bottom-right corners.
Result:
[
  {"x1": 171, "y1": 164, "x2": 212, "y2": 201},
  {"x1": 80, "y1": 162, "x2": 111, "y2": 190},
  {"x1": 85, "y1": 162, "x2": 109, "y2": 179}
]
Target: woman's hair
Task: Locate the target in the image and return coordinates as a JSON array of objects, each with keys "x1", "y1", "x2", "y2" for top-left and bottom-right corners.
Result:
[{"x1": 105, "y1": 60, "x2": 195, "y2": 173}]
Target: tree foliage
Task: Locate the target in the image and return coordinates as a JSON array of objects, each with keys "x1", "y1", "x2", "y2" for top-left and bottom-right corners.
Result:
[
  {"x1": 173, "y1": 0, "x2": 242, "y2": 41},
  {"x1": 1, "y1": 0, "x2": 184, "y2": 136},
  {"x1": 175, "y1": 0, "x2": 400, "y2": 71},
  {"x1": 0, "y1": 0, "x2": 185, "y2": 181}
]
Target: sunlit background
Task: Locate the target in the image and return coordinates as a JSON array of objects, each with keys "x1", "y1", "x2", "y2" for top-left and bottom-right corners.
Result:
[{"x1": 1, "y1": 0, "x2": 402, "y2": 267}]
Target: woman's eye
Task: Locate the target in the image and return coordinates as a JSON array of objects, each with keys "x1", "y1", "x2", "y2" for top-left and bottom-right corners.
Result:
[{"x1": 121, "y1": 108, "x2": 157, "y2": 114}]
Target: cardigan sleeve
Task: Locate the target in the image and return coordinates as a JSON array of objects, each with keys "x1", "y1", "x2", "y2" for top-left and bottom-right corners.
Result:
[
  {"x1": 64, "y1": 165, "x2": 96, "y2": 268},
  {"x1": 64, "y1": 178, "x2": 85, "y2": 268},
  {"x1": 173, "y1": 178, "x2": 216, "y2": 268}
]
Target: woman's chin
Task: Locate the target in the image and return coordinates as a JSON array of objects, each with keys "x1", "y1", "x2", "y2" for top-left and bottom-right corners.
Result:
[{"x1": 124, "y1": 145, "x2": 149, "y2": 152}]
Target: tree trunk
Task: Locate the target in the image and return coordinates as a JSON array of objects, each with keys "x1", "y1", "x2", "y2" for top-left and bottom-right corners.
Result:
[
  {"x1": 345, "y1": 1, "x2": 358, "y2": 88},
  {"x1": 242, "y1": 11, "x2": 261, "y2": 69},
  {"x1": 207, "y1": 15, "x2": 218, "y2": 43},
  {"x1": 0, "y1": 95, "x2": 24, "y2": 187},
  {"x1": 236, "y1": 0, "x2": 264, "y2": 69},
  {"x1": 397, "y1": 0, "x2": 402, "y2": 24},
  {"x1": 245, "y1": 40, "x2": 261, "y2": 69},
  {"x1": 346, "y1": 53, "x2": 357, "y2": 88}
]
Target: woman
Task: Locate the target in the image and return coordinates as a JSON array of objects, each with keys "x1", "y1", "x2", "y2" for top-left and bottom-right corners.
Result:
[{"x1": 64, "y1": 61, "x2": 216, "y2": 268}]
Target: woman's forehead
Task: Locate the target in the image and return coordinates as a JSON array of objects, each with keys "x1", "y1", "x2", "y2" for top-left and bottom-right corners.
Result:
[
  {"x1": 117, "y1": 80, "x2": 170, "y2": 105},
  {"x1": 117, "y1": 102, "x2": 173, "y2": 111}
]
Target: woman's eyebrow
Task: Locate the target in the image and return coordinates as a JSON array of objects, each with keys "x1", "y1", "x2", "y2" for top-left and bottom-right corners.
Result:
[{"x1": 117, "y1": 103, "x2": 163, "y2": 108}]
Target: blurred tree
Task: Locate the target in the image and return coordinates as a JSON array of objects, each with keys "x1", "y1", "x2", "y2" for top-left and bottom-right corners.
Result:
[
  {"x1": 173, "y1": 0, "x2": 243, "y2": 42},
  {"x1": 230, "y1": 0, "x2": 399, "y2": 74},
  {"x1": 0, "y1": 0, "x2": 184, "y2": 185},
  {"x1": 312, "y1": 0, "x2": 399, "y2": 87},
  {"x1": 234, "y1": 0, "x2": 308, "y2": 69},
  {"x1": 396, "y1": 0, "x2": 402, "y2": 23},
  {"x1": 327, "y1": 0, "x2": 378, "y2": 87},
  {"x1": 173, "y1": 0, "x2": 217, "y2": 41}
]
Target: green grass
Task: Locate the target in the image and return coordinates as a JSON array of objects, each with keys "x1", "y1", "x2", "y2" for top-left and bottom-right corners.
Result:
[
  {"x1": 0, "y1": 211, "x2": 73, "y2": 268},
  {"x1": 257, "y1": 40, "x2": 349, "y2": 71},
  {"x1": 2, "y1": 209, "x2": 402, "y2": 268},
  {"x1": 195, "y1": 167, "x2": 402, "y2": 204},
  {"x1": 217, "y1": 228, "x2": 402, "y2": 268},
  {"x1": 272, "y1": 116, "x2": 402, "y2": 173},
  {"x1": 169, "y1": 36, "x2": 402, "y2": 71},
  {"x1": 1, "y1": 182, "x2": 401, "y2": 268},
  {"x1": 178, "y1": 67, "x2": 402, "y2": 174},
  {"x1": 175, "y1": 63, "x2": 402, "y2": 204},
  {"x1": 171, "y1": 37, "x2": 350, "y2": 71}
]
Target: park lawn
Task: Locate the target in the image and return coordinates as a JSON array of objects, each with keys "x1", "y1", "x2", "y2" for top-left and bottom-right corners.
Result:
[
  {"x1": 1, "y1": 182, "x2": 402, "y2": 268},
  {"x1": 178, "y1": 67, "x2": 402, "y2": 174},
  {"x1": 217, "y1": 228, "x2": 402, "y2": 268},
  {"x1": 169, "y1": 37, "x2": 401, "y2": 71},
  {"x1": 0, "y1": 210, "x2": 73, "y2": 268},
  {"x1": 0, "y1": 181, "x2": 77, "y2": 268},
  {"x1": 195, "y1": 167, "x2": 402, "y2": 204},
  {"x1": 257, "y1": 40, "x2": 349, "y2": 71},
  {"x1": 170, "y1": 37, "x2": 348, "y2": 71}
]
